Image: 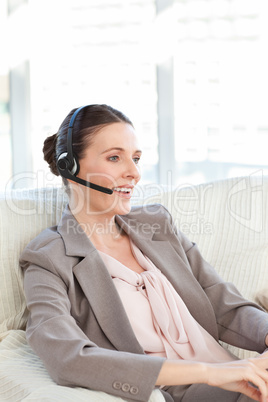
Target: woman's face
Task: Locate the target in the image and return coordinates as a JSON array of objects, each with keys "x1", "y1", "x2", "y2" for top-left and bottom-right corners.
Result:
[{"x1": 70, "y1": 122, "x2": 142, "y2": 216}]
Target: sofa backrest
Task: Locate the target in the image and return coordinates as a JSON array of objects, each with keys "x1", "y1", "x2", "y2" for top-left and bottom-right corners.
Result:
[
  {"x1": 0, "y1": 187, "x2": 67, "y2": 337},
  {"x1": 1, "y1": 176, "x2": 268, "y2": 341},
  {"x1": 134, "y1": 175, "x2": 268, "y2": 299}
]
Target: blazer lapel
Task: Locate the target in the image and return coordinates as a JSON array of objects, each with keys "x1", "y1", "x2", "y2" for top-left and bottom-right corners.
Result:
[
  {"x1": 72, "y1": 251, "x2": 144, "y2": 354},
  {"x1": 116, "y1": 214, "x2": 219, "y2": 339}
]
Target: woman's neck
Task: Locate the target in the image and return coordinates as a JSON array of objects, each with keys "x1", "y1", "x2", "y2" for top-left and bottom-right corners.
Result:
[{"x1": 69, "y1": 204, "x2": 124, "y2": 248}]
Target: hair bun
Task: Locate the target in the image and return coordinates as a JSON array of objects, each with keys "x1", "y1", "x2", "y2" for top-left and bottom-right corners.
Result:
[{"x1": 43, "y1": 133, "x2": 59, "y2": 176}]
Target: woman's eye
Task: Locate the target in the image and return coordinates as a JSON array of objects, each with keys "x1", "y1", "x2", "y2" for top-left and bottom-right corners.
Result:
[
  {"x1": 108, "y1": 156, "x2": 119, "y2": 161},
  {"x1": 133, "y1": 157, "x2": 140, "y2": 164}
]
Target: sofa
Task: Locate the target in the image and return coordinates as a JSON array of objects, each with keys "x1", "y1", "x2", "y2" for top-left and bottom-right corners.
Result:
[{"x1": 1, "y1": 175, "x2": 268, "y2": 401}]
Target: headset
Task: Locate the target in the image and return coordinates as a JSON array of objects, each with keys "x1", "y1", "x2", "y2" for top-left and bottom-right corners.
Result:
[{"x1": 56, "y1": 105, "x2": 113, "y2": 194}]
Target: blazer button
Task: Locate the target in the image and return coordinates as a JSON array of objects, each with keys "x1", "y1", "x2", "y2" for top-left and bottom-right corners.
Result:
[
  {"x1": 112, "y1": 381, "x2": 122, "y2": 390},
  {"x1": 122, "y1": 383, "x2": 130, "y2": 392},
  {"x1": 130, "y1": 386, "x2": 139, "y2": 395}
]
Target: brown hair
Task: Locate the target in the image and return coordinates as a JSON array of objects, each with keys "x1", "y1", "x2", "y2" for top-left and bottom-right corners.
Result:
[{"x1": 43, "y1": 104, "x2": 133, "y2": 176}]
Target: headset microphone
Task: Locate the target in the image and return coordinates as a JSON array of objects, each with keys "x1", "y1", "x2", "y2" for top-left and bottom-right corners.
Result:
[{"x1": 56, "y1": 105, "x2": 113, "y2": 195}]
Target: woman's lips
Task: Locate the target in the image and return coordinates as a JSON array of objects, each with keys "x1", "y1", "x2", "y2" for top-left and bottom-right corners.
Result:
[{"x1": 112, "y1": 185, "x2": 134, "y2": 198}]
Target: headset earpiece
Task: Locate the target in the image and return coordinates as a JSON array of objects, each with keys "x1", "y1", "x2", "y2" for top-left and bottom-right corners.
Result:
[{"x1": 57, "y1": 152, "x2": 80, "y2": 176}]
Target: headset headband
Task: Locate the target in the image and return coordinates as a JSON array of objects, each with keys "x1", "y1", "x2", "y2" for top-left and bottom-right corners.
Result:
[{"x1": 66, "y1": 105, "x2": 89, "y2": 165}]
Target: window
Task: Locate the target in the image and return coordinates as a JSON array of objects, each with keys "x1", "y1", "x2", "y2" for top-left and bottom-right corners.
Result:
[{"x1": 172, "y1": 0, "x2": 268, "y2": 185}]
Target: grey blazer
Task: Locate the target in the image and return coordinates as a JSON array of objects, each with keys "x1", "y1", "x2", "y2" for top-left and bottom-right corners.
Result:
[{"x1": 20, "y1": 204, "x2": 268, "y2": 402}]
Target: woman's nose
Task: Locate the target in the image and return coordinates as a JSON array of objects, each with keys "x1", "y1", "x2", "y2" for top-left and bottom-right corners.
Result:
[{"x1": 123, "y1": 159, "x2": 141, "y2": 180}]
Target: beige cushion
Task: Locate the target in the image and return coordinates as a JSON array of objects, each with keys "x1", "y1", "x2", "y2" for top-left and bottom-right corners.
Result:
[
  {"x1": 0, "y1": 187, "x2": 67, "y2": 337},
  {"x1": 0, "y1": 331, "x2": 164, "y2": 401}
]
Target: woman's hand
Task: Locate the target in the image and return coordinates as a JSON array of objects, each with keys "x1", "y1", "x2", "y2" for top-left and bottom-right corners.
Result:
[
  {"x1": 205, "y1": 354, "x2": 268, "y2": 402},
  {"x1": 156, "y1": 353, "x2": 268, "y2": 402}
]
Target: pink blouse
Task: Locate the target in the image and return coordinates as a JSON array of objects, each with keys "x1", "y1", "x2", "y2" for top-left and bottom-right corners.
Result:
[{"x1": 98, "y1": 240, "x2": 234, "y2": 363}]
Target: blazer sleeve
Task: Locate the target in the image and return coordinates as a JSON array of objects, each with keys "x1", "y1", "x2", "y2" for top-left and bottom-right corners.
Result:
[
  {"x1": 20, "y1": 243, "x2": 164, "y2": 402},
  {"x1": 162, "y1": 206, "x2": 268, "y2": 353}
]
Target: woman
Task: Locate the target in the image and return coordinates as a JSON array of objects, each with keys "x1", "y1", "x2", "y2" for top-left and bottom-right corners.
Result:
[{"x1": 20, "y1": 104, "x2": 268, "y2": 402}]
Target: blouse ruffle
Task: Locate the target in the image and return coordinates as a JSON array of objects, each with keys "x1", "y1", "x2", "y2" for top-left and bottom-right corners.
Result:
[{"x1": 98, "y1": 240, "x2": 234, "y2": 363}]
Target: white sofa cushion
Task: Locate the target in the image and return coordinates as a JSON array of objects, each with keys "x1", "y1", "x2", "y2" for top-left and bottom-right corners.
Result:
[
  {"x1": 0, "y1": 187, "x2": 67, "y2": 338},
  {"x1": 0, "y1": 331, "x2": 164, "y2": 401}
]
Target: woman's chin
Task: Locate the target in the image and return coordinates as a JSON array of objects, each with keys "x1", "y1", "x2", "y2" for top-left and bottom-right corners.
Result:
[{"x1": 115, "y1": 199, "x2": 132, "y2": 216}]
